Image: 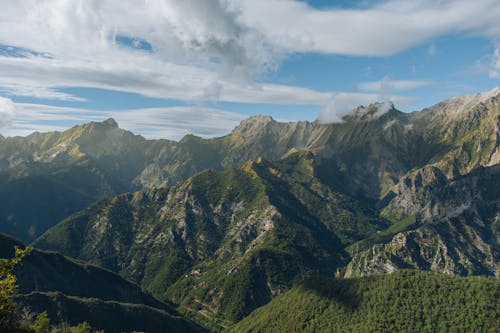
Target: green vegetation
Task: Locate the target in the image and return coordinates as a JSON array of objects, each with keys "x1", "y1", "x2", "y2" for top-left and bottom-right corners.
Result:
[
  {"x1": 0, "y1": 234, "x2": 204, "y2": 333},
  {"x1": 29, "y1": 311, "x2": 96, "y2": 333},
  {"x1": 34, "y1": 142, "x2": 500, "y2": 325},
  {"x1": 31, "y1": 312, "x2": 93, "y2": 333},
  {"x1": 35, "y1": 153, "x2": 391, "y2": 324},
  {"x1": 16, "y1": 293, "x2": 203, "y2": 333},
  {"x1": 346, "y1": 211, "x2": 417, "y2": 254},
  {"x1": 0, "y1": 245, "x2": 31, "y2": 331},
  {"x1": 0, "y1": 245, "x2": 96, "y2": 332},
  {"x1": 233, "y1": 271, "x2": 499, "y2": 333}
]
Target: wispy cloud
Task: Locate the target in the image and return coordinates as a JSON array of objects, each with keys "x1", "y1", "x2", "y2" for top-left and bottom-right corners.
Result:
[
  {"x1": 0, "y1": 84, "x2": 85, "y2": 101},
  {"x1": 0, "y1": 97, "x2": 15, "y2": 128},
  {"x1": 358, "y1": 78, "x2": 435, "y2": 92},
  {"x1": 489, "y1": 42, "x2": 500, "y2": 79},
  {"x1": 109, "y1": 107, "x2": 248, "y2": 139},
  {"x1": 427, "y1": 43, "x2": 437, "y2": 56},
  {"x1": 0, "y1": 101, "x2": 249, "y2": 140}
]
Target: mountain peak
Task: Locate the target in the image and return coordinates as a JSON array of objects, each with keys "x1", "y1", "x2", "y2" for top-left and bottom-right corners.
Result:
[
  {"x1": 479, "y1": 86, "x2": 500, "y2": 100},
  {"x1": 102, "y1": 118, "x2": 118, "y2": 128},
  {"x1": 343, "y1": 101, "x2": 396, "y2": 122},
  {"x1": 232, "y1": 115, "x2": 277, "y2": 136},
  {"x1": 242, "y1": 115, "x2": 275, "y2": 125},
  {"x1": 452, "y1": 86, "x2": 500, "y2": 105},
  {"x1": 425, "y1": 86, "x2": 500, "y2": 119}
]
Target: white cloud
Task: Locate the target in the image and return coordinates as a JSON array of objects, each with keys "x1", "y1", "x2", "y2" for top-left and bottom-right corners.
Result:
[
  {"x1": 489, "y1": 42, "x2": 500, "y2": 79},
  {"x1": 0, "y1": 97, "x2": 15, "y2": 129},
  {"x1": 0, "y1": 0, "x2": 498, "y2": 108},
  {"x1": 0, "y1": 85, "x2": 85, "y2": 101},
  {"x1": 109, "y1": 106, "x2": 248, "y2": 139},
  {"x1": 358, "y1": 78, "x2": 435, "y2": 92},
  {"x1": 427, "y1": 43, "x2": 437, "y2": 56},
  {"x1": 236, "y1": 0, "x2": 500, "y2": 56},
  {"x1": 317, "y1": 92, "x2": 414, "y2": 123}
]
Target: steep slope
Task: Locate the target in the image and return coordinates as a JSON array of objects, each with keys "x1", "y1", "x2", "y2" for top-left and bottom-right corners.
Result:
[
  {"x1": 0, "y1": 163, "x2": 123, "y2": 241},
  {"x1": 0, "y1": 119, "x2": 151, "y2": 241},
  {"x1": 346, "y1": 165, "x2": 500, "y2": 277},
  {"x1": 0, "y1": 234, "x2": 164, "y2": 307},
  {"x1": 0, "y1": 233, "x2": 204, "y2": 332},
  {"x1": 34, "y1": 152, "x2": 387, "y2": 323},
  {"x1": 232, "y1": 271, "x2": 499, "y2": 333},
  {"x1": 408, "y1": 87, "x2": 500, "y2": 177},
  {"x1": 341, "y1": 88, "x2": 500, "y2": 277}
]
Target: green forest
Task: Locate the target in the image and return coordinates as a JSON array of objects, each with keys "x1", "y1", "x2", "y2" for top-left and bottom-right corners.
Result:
[{"x1": 233, "y1": 271, "x2": 499, "y2": 333}]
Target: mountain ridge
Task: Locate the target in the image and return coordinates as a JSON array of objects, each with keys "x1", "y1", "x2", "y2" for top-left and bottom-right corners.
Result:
[{"x1": 1, "y1": 88, "x2": 500, "y2": 329}]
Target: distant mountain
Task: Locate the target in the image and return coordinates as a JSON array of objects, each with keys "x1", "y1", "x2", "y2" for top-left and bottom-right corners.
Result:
[
  {"x1": 0, "y1": 233, "x2": 204, "y2": 332},
  {"x1": 0, "y1": 119, "x2": 150, "y2": 241},
  {"x1": 4, "y1": 88, "x2": 498, "y2": 241}
]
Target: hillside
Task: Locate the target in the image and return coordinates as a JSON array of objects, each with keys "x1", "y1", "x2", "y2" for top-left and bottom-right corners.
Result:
[
  {"x1": 15, "y1": 292, "x2": 204, "y2": 333},
  {"x1": 34, "y1": 151, "x2": 388, "y2": 323},
  {"x1": 0, "y1": 233, "x2": 204, "y2": 332},
  {"x1": 232, "y1": 271, "x2": 499, "y2": 332}
]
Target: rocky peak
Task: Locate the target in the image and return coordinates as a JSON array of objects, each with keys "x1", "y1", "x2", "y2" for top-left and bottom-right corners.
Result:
[
  {"x1": 342, "y1": 102, "x2": 397, "y2": 122},
  {"x1": 231, "y1": 115, "x2": 278, "y2": 137},
  {"x1": 424, "y1": 86, "x2": 500, "y2": 119},
  {"x1": 85, "y1": 118, "x2": 120, "y2": 132},
  {"x1": 102, "y1": 118, "x2": 119, "y2": 128}
]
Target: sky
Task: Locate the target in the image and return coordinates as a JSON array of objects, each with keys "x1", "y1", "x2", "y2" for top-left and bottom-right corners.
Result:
[{"x1": 0, "y1": 0, "x2": 499, "y2": 139}]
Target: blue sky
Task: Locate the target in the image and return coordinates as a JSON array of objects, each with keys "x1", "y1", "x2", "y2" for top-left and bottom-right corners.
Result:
[{"x1": 0, "y1": 0, "x2": 499, "y2": 139}]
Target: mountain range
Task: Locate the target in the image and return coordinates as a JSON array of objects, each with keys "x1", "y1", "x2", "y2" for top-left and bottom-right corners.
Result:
[{"x1": 1, "y1": 87, "x2": 499, "y2": 331}]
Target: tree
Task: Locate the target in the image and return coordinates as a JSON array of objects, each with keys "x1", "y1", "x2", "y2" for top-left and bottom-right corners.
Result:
[
  {"x1": 32, "y1": 312, "x2": 51, "y2": 333},
  {"x1": 0, "y1": 246, "x2": 32, "y2": 331},
  {"x1": 70, "y1": 322, "x2": 92, "y2": 333}
]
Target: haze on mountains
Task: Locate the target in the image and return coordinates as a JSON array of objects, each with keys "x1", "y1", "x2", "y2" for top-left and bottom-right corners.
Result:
[{"x1": 0, "y1": 88, "x2": 499, "y2": 331}]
